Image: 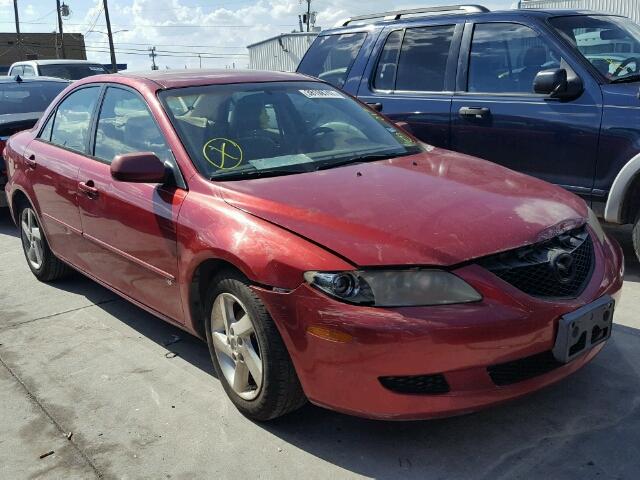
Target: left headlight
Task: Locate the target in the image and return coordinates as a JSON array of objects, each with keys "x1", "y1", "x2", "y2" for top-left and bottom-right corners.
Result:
[{"x1": 303, "y1": 270, "x2": 482, "y2": 307}]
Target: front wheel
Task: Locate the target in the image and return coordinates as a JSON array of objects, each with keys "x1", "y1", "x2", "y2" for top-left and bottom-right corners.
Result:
[
  {"x1": 633, "y1": 211, "x2": 640, "y2": 262},
  {"x1": 204, "y1": 271, "x2": 306, "y2": 421},
  {"x1": 19, "y1": 204, "x2": 71, "y2": 281}
]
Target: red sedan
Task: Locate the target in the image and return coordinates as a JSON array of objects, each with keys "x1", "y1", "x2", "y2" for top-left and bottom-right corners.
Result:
[{"x1": 3, "y1": 71, "x2": 623, "y2": 421}]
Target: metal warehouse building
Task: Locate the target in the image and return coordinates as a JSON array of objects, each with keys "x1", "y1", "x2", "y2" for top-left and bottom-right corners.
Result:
[
  {"x1": 521, "y1": 0, "x2": 640, "y2": 24},
  {"x1": 247, "y1": 33, "x2": 317, "y2": 72}
]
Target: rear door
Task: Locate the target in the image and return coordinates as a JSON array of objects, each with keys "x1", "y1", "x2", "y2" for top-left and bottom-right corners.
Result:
[
  {"x1": 26, "y1": 85, "x2": 102, "y2": 265},
  {"x1": 450, "y1": 21, "x2": 602, "y2": 193},
  {"x1": 356, "y1": 23, "x2": 464, "y2": 149},
  {"x1": 77, "y1": 85, "x2": 186, "y2": 323}
]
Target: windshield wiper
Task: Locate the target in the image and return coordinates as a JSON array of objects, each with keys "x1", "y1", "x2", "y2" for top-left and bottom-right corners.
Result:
[
  {"x1": 313, "y1": 152, "x2": 409, "y2": 171},
  {"x1": 610, "y1": 74, "x2": 640, "y2": 84},
  {"x1": 211, "y1": 166, "x2": 312, "y2": 181}
]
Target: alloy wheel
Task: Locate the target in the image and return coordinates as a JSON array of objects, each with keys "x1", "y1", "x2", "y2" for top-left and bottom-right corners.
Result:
[
  {"x1": 21, "y1": 207, "x2": 44, "y2": 270},
  {"x1": 210, "y1": 292, "x2": 263, "y2": 400}
]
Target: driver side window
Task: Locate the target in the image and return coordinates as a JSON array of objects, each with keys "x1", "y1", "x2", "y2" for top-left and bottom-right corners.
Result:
[
  {"x1": 93, "y1": 87, "x2": 172, "y2": 164},
  {"x1": 468, "y1": 23, "x2": 563, "y2": 94}
]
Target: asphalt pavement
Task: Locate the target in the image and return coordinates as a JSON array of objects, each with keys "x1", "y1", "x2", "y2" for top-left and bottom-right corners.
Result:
[{"x1": 1, "y1": 212, "x2": 639, "y2": 480}]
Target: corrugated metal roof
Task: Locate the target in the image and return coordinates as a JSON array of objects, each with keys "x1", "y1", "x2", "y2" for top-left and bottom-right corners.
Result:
[{"x1": 247, "y1": 33, "x2": 318, "y2": 72}]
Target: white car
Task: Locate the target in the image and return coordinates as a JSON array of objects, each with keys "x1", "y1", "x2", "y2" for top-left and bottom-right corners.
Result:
[{"x1": 8, "y1": 60, "x2": 110, "y2": 81}]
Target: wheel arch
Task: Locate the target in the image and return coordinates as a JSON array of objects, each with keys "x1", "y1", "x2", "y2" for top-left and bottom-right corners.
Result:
[{"x1": 604, "y1": 151, "x2": 640, "y2": 224}]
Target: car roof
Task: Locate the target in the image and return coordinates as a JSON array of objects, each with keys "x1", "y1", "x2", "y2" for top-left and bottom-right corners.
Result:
[
  {"x1": 0, "y1": 75, "x2": 70, "y2": 84},
  {"x1": 10, "y1": 59, "x2": 105, "y2": 66},
  {"x1": 323, "y1": 8, "x2": 616, "y2": 34},
  {"x1": 109, "y1": 69, "x2": 313, "y2": 89}
]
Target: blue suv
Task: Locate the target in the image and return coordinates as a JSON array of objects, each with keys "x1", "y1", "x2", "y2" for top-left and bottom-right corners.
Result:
[{"x1": 297, "y1": 5, "x2": 640, "y2": 260}]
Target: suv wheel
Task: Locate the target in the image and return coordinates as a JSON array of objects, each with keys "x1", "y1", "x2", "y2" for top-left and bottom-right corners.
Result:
[
  {"x1": 19, "y1": 203, "x2": 71, "y2": 281},
  {"x1": 633, "y1": 211, "x2": 640, "y2": 262},
  {"x1": 204, "y1": 271, "x2": 306, "y2": 421}
]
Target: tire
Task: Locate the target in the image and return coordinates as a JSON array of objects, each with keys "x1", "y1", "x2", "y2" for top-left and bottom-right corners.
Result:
[
  {"x1": 18, "y1": 202, "x2": 71, "y2": 282},
  {"x1": 204, "y1": 270, "x2": 306, "y2": 421},
  {"x1": 634, "y1": 211, "x2": 640, "y2": 263}
]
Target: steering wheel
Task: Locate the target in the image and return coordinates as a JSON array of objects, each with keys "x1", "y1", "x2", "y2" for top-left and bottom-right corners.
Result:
[
  {"x1": 310, "y1": 126, "x2": 334, "y2": 137},
  {"x1": 612, "y1": 57, "x2": 638, "y2": 78}
]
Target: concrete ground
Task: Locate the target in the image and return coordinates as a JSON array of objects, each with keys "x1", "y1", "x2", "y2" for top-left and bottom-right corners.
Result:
[{"x1": 1, "y1": 213, "x2": 639, "y2": 480}]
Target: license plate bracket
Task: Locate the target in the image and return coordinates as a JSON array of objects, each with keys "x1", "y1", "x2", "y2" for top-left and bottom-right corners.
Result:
[{"x1": 552, "y1": 295, "x2": 614, "y2": 364}]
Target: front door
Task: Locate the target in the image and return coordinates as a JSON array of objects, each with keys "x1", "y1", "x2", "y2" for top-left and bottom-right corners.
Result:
[
  {"x1": 357, "y1": 23, "x2": 463, "y2": 149},
  {"x1": 27, "y1": 86, "x2": 102, "y2": 265},
  {"x1": 450, "y1": 21, "x2": 602, "y2": 194},
  {"x1": 77, "y1": 86, "x2": 186, "y2": 323}
]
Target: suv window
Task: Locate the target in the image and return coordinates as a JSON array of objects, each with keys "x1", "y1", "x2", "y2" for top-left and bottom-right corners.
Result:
[
  {"x1": 297, "y1": 33, "x2": 366, "y2": 88},
  {"x1": 94, "y1": 87, "x2": 171, "y2": 164},
  {"x1": 468, "y1": 23, "x2": 562, "y2": 94},
  {"x1": 395, "y1": 25, "x2": 455, "y2": 92},
  {"x1": 39, "y1": 63, "x2": 109, "y2": 80},
  {"x1": 10, "y1": 66, "x2": 23, "y2": 76},
  {"x1": 0, "y1": 81, "x2": 67, "y2": 115},
  {"x1": 49, "y1": 86, "x2": 100, "y2": 153},
  {"x1": 22, "y1": 65, "x2": 35, "y2": 76},
  {"x1": 373, "y1": 30, "x2": 403, "y2": 90}
]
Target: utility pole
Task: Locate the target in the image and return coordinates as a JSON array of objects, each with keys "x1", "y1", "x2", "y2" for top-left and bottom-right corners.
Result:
[
  {"x1": 103, "y1": 0, "x2": 118, "y2": 72},
  {"x1": 305, "y1": 0, "x2": 311, "y2": 32},
  {"x1": 13, "y1": 1, "x2": 21, "y2": 59},
  {"x1": 149, "y1": 46, "x2": 158, "y2": 70},
  {"x1": 198, "y1": 53, "x2": 202, "y2": 69},
  {"x1": 56, "y1": 0, "x2": 65, "y2": 58}
]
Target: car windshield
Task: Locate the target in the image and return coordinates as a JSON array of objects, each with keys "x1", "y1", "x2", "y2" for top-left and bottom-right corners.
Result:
[
  {"x1": 0, "y1": 81, "x2": 68, "y2": 115},
  {"x1": 38, "y1": 64, "x2": 109, "y2": 80},
  {"x1": 550, "y1": 15, "x2": 640, "y2": 83},
  {"x1": 159, "y1": 81, "x2": 423, "y2": 180}
]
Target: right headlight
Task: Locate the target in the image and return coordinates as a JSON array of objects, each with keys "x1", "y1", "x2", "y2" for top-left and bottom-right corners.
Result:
[{"x1": 304, "y1": 269, "x2": 482, "y2": 307}]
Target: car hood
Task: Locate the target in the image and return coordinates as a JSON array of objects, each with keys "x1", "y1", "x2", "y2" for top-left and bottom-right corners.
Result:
[{"x1": 219, "y1": 148, "x2": 588, "y2": 266}]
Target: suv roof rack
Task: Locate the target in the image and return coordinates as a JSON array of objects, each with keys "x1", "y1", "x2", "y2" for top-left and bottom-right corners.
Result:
[{"x1": 340, "y1": 4, "x2": 489, "y2": 26}]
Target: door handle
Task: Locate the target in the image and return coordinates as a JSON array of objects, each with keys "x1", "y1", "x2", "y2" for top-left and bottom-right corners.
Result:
[
  {"x1": 366, "y1": 102, "x2": 383, "y2": 112},
  {"x1": 25, "y1": 154, "x2": 36, "y2": 169},
  {"x1": 459, "y1": 106, "x2": 491, "y2": 119},
  {"x1": 78, "y1": 180, "x2": 99, "y2": 198}
]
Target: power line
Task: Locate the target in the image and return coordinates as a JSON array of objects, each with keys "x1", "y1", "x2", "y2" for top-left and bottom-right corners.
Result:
[
  {"x1": 0, "y1": 21, "x2": 296, "y2": 28},
  {"x1": 85, "y1": 40, "x2": 246, "y2": 49}
]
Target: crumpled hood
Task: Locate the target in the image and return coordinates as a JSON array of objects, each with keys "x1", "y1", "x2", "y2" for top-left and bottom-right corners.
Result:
[{"x1": 219, "y1": 148, "x2": 588, "y2": 266}]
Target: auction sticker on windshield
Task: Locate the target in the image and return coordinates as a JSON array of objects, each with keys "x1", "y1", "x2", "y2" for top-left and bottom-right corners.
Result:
[{"x1": 299, "y1": 90, "x2": 343, "y2": 99}]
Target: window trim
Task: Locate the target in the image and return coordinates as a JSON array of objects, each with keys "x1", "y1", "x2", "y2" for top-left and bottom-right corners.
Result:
[
  {"x1": 457, "y1": 20, "x2": 571, "y2": 98},
  {"x1": 35, "y1": 83, "x2": 106, "y2": 156},
  {"x1": 370, "y1": 23, "x2": 463, "y2": 96}
]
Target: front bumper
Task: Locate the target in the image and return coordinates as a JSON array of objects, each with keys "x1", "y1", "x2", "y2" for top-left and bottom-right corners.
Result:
[{"x1": 254, "y1": 228, "x2": 624, "y2": 420}]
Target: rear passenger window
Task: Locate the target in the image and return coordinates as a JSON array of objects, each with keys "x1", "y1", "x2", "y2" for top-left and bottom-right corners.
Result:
[
  {"x1": 94, "y1": 87, "x2": 171, "y2": 164},
  {"x1": 22, "y1": 65, "x2": 35, "y2": 76},
  {"x1": 373, "y1": 30, "x2": 403, "y2": 90},
  {"x1": 395, "y1": 25, "x2": 455, "y2": 92},
  {"x1": 50, "y1": 86, "x2": 100, "y2": 153},
  {"x1": 298, "y1": 33, "x2": 366, "y2": 88},
  {"x1": 468, "y1": 23, "x2": 562, "y2": 94}
]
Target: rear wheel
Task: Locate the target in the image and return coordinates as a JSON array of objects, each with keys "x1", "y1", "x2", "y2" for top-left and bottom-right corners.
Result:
[
  {"x1": 18, "y1": 203, "x2": 71, "y2": 281},
  {"x1": 204, "y1": 271, "x2": 306, "y2": 421}
]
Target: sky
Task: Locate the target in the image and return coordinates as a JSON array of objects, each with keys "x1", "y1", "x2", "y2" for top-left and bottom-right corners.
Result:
[{"x1": 0, "y1": 0, "x2": 516, "y2": 70}]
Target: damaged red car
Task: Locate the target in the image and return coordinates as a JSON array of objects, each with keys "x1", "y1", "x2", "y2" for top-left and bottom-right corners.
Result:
[{"x1": 3, "y1": 71, "x2": 623, "y2": 420}]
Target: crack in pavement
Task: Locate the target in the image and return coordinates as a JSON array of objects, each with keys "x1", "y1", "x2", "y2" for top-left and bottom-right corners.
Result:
[
  {"x1": 0, "y1": 354, "x2": 104, "y2": 479},
  {"x1": 0, "y1": 298, "x2": 119, "y2": 332}
]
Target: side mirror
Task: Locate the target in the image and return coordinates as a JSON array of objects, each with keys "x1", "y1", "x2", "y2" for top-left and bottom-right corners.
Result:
[
  {"x1": 111, "y1": 152, "x2": 167, "y2": 183},
  {"x1": 534, "y1": 68, "x2": 583, "y2": 100},
  {"x1": 534, "y1": 68, "x2": 567, "y2": 96}
]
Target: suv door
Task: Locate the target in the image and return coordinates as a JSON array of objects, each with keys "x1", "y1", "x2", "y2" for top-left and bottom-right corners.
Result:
[
  {"x1": 450, "y1": 21, "x2": 602, "y2": 194},
  {"x1": 357, "y1": 23, "x2": 463, "y2": 148},
  {"x1": 26, "y1": 85, "x2": 102, "y2": 265},
  {"x1": 77, "y1": 85, "x2": 187, "y2": 323}
]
